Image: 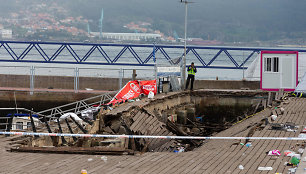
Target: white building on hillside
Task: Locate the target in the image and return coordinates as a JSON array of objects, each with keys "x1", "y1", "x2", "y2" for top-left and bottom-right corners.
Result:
[
  {"x1": 91, "y1": 32, "x2": 161, "y2": 41},
  {"x1": 2, "y1": 29, "x2": 12, "y2": 39}
]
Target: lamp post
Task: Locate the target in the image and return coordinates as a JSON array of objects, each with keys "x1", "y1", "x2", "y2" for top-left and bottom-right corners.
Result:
[{"x1": 181, "y1": 0, "x2": 190, "y2": 89}]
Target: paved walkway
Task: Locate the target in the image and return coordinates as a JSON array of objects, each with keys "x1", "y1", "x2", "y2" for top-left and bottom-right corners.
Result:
[{"x1": 0, "y1": 97, "x2": 305, "y2": 174}]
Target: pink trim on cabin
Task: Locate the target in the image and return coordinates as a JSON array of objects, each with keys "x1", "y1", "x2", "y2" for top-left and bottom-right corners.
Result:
[
  {"x1": 260, "y1": 50, "x2": 299, "y2": 91},
  {"x1": 261, "y1": 88, "x2": 295, "y2": 92}
]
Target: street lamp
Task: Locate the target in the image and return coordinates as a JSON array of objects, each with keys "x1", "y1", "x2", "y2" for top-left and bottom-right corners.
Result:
[{"x1": 180, "y1": 0, "x2": 192, "y2": 90}]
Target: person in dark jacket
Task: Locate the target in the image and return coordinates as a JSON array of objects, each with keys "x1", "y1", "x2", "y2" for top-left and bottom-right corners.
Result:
[{"x1": 185, "y1": 62, "x2": 197, "y2": 90}]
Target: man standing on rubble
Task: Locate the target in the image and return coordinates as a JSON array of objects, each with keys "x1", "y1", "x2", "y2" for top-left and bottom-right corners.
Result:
[{"x1": 185, "y1": 62, "x2": 197, "y2": 90}]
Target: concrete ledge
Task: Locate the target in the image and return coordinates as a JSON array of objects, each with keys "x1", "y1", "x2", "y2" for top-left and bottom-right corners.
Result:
[{"x1": 0, "y1": 74, "x2": 260, "y2": 91}]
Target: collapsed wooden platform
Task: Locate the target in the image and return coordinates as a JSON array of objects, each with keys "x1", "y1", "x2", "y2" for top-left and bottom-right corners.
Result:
[{"x1": 0, "y1": 92, "x2": 305, "y2": 173}]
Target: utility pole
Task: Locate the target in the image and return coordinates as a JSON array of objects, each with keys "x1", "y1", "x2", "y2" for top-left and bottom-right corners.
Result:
[{"x1": 180, "y1": 0, "x2": 191, "y2": 89}]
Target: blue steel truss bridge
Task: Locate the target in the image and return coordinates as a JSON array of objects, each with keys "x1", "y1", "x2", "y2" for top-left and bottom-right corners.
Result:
[{"x1": 1, "y1": 40, "x2": 306, "y2": 69}]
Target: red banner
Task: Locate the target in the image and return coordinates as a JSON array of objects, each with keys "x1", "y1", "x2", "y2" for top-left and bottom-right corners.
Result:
[
  {"x1": 108, "y1": 80, "x2": 142, "y2": 105},
  {"x1": 140, "y1": 80, "x2": 157, "y2": 95},
  {"x1": 107, "y1": 79, "x2": 157, "y2": 105}
]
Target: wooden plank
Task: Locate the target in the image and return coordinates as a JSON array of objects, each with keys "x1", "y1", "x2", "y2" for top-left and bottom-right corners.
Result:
[
  {"x1": 130, "y1": 113, "x2": 146, "y2": 132},
  {"x1": 244, "y1": 98, "x2": 302, "y2": 174},
  {"x1": 238, "y1": 99, "x2": 296, "y2": 174},
  {"x1": 11, "y1": 146, "x2": 134, "y2": 155}
]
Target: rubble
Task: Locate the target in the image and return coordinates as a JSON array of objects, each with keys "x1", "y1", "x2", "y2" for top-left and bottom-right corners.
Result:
[{"x1": 7, "y1": 90, "x2": 269, "y2": 155}]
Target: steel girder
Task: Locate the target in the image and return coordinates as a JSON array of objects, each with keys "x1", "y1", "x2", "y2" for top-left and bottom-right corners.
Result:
[{"x1": 0, "y1": 40, "x2": 305, "y2": 69}]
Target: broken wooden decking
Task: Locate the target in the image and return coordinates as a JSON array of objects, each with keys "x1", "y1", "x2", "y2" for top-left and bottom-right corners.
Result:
[{"x1": 0, "y1": 97, "x2": 305, "y2": 173}]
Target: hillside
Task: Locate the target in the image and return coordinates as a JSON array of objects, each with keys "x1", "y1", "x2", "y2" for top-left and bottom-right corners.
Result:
[{"x1": 1, "y1": 0, "x2": 306, "y2": 44}]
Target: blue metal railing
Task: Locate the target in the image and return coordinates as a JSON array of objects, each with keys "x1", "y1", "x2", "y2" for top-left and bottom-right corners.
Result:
[{"x1": 1, "y1": 40, "x2": 306, "y2": 69}]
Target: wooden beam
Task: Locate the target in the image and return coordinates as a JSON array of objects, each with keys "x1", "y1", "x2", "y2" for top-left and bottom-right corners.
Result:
[{"x1": 11, "y1": 146, "x2": 134, "y2": 155}]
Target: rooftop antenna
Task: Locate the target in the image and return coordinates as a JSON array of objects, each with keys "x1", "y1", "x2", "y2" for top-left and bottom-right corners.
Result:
[{"x1": 99, "y1": 8, "x2": 104, "y2": 39}]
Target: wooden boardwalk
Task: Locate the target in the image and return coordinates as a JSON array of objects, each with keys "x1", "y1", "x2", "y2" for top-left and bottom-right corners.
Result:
[{"x1": 0, "y1": 97, "x2": 305, "y2": 174}]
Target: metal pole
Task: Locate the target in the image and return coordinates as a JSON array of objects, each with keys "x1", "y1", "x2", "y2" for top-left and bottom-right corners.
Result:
[
  {"x1": 119, "y1": 68, "x2": 123, "y2": 89},
  {"x1": 74, "y1": 67, "x2": 79, "y2": 93},
  {"x1": 181, "y1": 1, "x2": 188, "y2": 89},
  {"x1": 242, "y1": 51, "x2": 245, "y2": 80},
  {"x1": 154, "y1": 43, "x2": 158, "y2": 81},
  {"x1": 30, "y1": 66, "x2": 35, "y2": 95}
]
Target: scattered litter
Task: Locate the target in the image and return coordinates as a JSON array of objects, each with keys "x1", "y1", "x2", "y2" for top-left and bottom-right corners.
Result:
[
  {"x1": 240, "y1": 143, "x2": 244, "y2": 146},
  {"x1": 128, "y1": 99, "x2": 135, "y2": 103},
  {"x1": 290, "y1": 157, "x2": 300, "y2": 165},
  {"x1": 257, "y1": 167, "x2": 273, "y2": 171},
  {"x1": 271, "y1": 115, "x2": 277, "y2": 121},
  {"x1": 284, "y1": 150, "x2": 295, "y2": 157},
  {"x1": 267, "y1": 150, "x2": 281, "y2": 156},
  {"x1": 245, "y1": 142, "x2": 252, "y2": 147},
  {"x1": 101, "y1": 156, "x2": 108, "y2": 162},
  {"x1": 88, "y1": 158, "x2": 93, "y2": 162},
  {"x1": 303, "y1": 157, "x2": 306, "y2": 162},
  {"x1": 81, "y1": 169, "x2": 88, "y2": 174},
  {"x1": 288, "y1": 167, "x2": 297, "y2": 173},
  {"x1": 136, "y1": 99, "x2": 140, "y2": 101},
  {"x1": 284, "y1": 122, "x2": 298, "y2": 130},
  {"x1": 174, "y1": 147, "x2": 185, "y2": 153},
  {"x1": 81, "y1": 106, "x2": 100, "y2": 120},
  {"x1": 270, "y1": 122, "x2": 299, "y2": 132},
  {"x1": 196, "y1": 116, "x2": 203, "y2": 123},
  {"x1": 301, "y1": 126, "x2": 306, "y2": 133},
  {"x1": 238, "y1": 165, "x2": 244, "y2": 170},
  {"x1": 148, "y1": 91, "x2": 154, "y2": 99},
  {"x1": 280, "y1": 107, "x2": 285, "y2": 114},
  {"x1": 85, "y1": 88, "x2": 93, "y2": 91},
  {"x1": 294, "y1": 154, "x2": 301, "y2": 160},
  {"x1": 270, "y1": 123, "x2": 284, "y2": 130},
  {"x1": 178, "y1": 147, "x2": 185, "y2": 153}
]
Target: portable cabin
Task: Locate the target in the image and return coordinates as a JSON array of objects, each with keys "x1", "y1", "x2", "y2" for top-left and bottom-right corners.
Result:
[{"x1": 261, "y1": 51, "x2": 298, "y2": 91}]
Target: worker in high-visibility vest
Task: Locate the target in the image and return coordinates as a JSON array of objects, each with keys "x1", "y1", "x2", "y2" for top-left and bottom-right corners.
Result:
[{"x1": 185, "y1": 62, "x2": 197, "y2": 90}]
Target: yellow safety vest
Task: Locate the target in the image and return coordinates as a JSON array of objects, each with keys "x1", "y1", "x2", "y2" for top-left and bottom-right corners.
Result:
[{"x1": 188, "y1": 67, "x2": 195, "y2": 75}]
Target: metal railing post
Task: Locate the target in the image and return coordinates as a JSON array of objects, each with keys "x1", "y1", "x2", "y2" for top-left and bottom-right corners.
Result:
[
  {"x1": 29, "y1": 110, "x2": 39, "y2": 138},
  {"x1": 30, "y1": 66, "x2": 35, "y2": 95},
  {"x1": 74, "y1": 67, "x2": 79, "y2": 93},
  {"x1": 119, "y1": 68, "x2": 123, "y2": 90}
]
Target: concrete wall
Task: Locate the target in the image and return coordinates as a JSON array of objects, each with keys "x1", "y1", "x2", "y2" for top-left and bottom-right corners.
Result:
[
  {"x1": 194, "y1": 80, "x2": 260, "y2": 90},
  {"x1": 0, "y1": 74, "x2": 260, "y2": 91},
  {"x1": 0, "y1": 74, "x2": 130, "y2": 91},
  {"x1": 0, "y1": 90, "x2": 106, "y2": 111}
]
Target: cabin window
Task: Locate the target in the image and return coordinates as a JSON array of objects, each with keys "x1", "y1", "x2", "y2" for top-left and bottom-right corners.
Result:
[
  {"x1": 16, "y1": 122, "x2": 23, "y2": 130},
  {"x1": 265, "y1": 57, "x2": 279, "y2": 72},
  {"x1": 27, "y1": 122, "x2": 32, "y2": 129}
]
